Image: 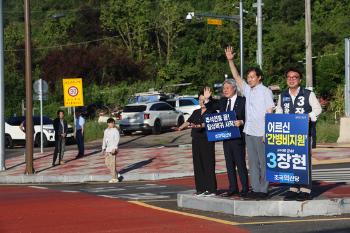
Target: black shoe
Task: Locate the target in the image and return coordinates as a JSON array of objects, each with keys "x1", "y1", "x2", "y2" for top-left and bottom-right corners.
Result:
[
  {"x1": 284, "y1": 191, "x2": 299, "y2": 201},
  {"x1": 239, "y1": 192, "x2": 248, "y2": 198},
  {"x1": 243, "y1": 191, "x2": 259, "y2": 200},
  {"x1": 52, "y1": 163, "x2": 56, "y2": 167},
  {"x1": 256, "y1": 192, "x2": 269, "y2": 200},
  {"x1": 221, "y1": 191, "x2": 239, "y2": 197},
  {"x1": 117, "y1": 176, "x2": 124, "y2": 182},
  {"x1": 296, "y1": 192, "x2": 311, "y2": 202}
]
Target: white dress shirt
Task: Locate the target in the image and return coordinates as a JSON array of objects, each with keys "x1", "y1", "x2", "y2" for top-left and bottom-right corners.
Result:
[
  {"x1": 226, "y1": 94, "x2": 238, "y2": 111},
  {"x1": 241, "y1": 81, "x2": 275, "y2": 137}
]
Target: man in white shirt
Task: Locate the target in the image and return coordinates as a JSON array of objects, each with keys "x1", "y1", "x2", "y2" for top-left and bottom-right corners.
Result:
[
  {"x1": 224, "y1": 46, "x2": 275, "y2": 200},
  {"x1": 275, "y1": 68, "x2": 322, "y2": 201}
]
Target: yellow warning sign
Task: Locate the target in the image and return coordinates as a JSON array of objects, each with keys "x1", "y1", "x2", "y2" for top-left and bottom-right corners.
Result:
[
  {"x1": 63, "y1": 78, "x2": 84, "y2": 107},
  {"x1": 207, "y1": 18, "x2": 223, "y2": 26}
]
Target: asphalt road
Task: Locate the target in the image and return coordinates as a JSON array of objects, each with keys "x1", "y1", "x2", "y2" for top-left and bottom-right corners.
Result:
[{"x1": 26, "y1": 167, "x2": 350, "y2": 233}]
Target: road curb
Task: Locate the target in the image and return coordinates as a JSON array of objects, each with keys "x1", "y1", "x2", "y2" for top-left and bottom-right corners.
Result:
[
  {"x1": 177, "y1": 192, "x2": 350, "y2": 217},
  {"x1": 0, "y1": 172, "x2": 194, "y2": 184}
]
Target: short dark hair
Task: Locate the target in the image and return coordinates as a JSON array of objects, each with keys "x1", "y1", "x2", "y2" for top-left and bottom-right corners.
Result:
[
  {"x1": 107, "y1": 118, "x2": 115, "y2": 124},
  {"x1": 246, "y1": 67, "x2": 264, "y2": 80},
  {"x1": 57, "y1": 110, "x2": 64, "y2": 115},
  {"x1": 285, "y1": 68, "x2": 303, "y2": 79}
]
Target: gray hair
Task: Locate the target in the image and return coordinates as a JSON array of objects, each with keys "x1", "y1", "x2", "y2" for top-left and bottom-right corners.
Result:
[{"x1": 223, "y1": 78, "x2": 237, "y2": 88}]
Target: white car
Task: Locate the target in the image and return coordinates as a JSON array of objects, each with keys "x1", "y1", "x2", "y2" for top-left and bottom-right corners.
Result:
[
  {"x1": 166, "y1": 97, "x2": 200, "y2": 121},
  {"x1": 5, "y1": 116, "x2": 74, "y2": 148},
  {"x1": 119, "y1": 102, "x2": 184, "y2": 135}
]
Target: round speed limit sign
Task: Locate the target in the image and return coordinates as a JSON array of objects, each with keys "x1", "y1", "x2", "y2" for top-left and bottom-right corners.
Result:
[{"x1": 68, "y1": 86, "x2": 79, "y2": 97}]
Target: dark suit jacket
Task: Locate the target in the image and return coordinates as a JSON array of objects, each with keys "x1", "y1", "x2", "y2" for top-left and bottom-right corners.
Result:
[
  {"x1": 205, "y1": 96, "x2": 246, "y2": 140},
  {"x1": 53, "y1": 118, "x2": 68, "y2": 140}
]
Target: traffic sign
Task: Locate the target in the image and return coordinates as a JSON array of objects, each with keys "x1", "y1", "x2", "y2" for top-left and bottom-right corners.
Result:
[
  {"x1": 63, "y1": 78, "x2": 84, "y2": 107},
  {"x1": 33, "y1": 79, "x2": 48, "y2": 95},
  {"x1": 207, "y1": 18, "x2": 223, "y2": 26}
]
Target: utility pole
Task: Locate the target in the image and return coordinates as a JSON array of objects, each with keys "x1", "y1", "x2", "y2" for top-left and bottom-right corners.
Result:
[
  {"x1": 239, "y1": 0, "x2": 244, "y2": 76},
  {"x1": 256, "y1": 0, "x2": 263, "y2": 68},
  {"x1": 24, "y1": 0, "x2": 34, "y2": 174},
  {"x1": 305, "y1": 0, "x2": 313, "y2": 90},
  {"x1": 0, "y1": 0, "x2": 5, "y2": 171}
]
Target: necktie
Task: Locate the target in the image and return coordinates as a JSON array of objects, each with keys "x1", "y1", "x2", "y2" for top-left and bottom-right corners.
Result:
[{"x1": 226, "y1": 99, "x2": 232, "y2": 111}]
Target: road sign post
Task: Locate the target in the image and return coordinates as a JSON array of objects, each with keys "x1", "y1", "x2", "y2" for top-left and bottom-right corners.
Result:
[{"x1": 33, "y1": 79, "x2": 48, "y2": 154}]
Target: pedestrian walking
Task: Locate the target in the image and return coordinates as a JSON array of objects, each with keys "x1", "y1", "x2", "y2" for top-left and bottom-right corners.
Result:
[
  {"x1": 224, "y1": 46, "x2": 275, "y2": 200},
  {"x1": 74, "y1": 110, "x2": 85, "y2": 159},
  {"x1": 175, "y1": 90, "x2": 217, "y2": 197},
  {"x1": 102, "y1": 118, "x2": 120, "y2": 183},
  {"x1": 275, "y1": 68, "x2": 322, "y2": 201},
  {"x1": 53, "y1": 110, "x2": 68, "y2": 166}
]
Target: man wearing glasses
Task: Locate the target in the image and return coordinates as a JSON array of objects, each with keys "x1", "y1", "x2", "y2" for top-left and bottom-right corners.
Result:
[{"x1": 275, "y1": 68, "x2": 322, "y2": 201}]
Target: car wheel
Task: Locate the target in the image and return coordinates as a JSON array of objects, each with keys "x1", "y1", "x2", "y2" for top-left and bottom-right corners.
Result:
[
  {"x1": 152, "y1": 119, "x2": 162, "y2": 135},
  {"x1": 35, "y1": 134, "x2": 48, "y2": 148},
  {"x1": 123, "y1": 130, "x2": 133, "y2": 136},
  {"x1": 177, "y1": 116, "x2": 184, "y2": 127},
  {"x1": 5, "y1": 134, "x2": 13, "y2": 149}
]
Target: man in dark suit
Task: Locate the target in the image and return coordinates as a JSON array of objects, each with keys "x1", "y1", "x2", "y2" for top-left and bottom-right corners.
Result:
[
  {"x1": 53, "y1": 110, "x2": 68, "y2": 166},
  {"x1": 204, "y1": 79, "x2": 249, "y2": 197}
]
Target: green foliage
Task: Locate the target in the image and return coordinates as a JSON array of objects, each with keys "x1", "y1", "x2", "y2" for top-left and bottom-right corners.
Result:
[
  {"x1": 328, "y1": 85, "x2": 345, "y2": 117},
  {"x1": 316, "y1": 119, "x2": 339, "y2": 143},
  {"x1": 3, "y1": 0, "x2": 349, "y2": 119},
  {"x1": 84, "y1": 121, "x2": 106, "y2": 142}
]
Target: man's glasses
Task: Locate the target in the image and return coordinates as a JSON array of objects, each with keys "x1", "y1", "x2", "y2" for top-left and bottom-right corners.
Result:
[{"x1": 287, "y1": 76, "x2": 300, "y2": 80}]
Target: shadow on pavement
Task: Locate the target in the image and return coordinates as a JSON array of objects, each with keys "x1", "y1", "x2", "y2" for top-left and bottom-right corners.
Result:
[
  {"x1": 35, "y1": 150, "x2": 101, "y2": 174},
  {"x1": 119, "y1": 158, "x2": 155, "y2": 174}
]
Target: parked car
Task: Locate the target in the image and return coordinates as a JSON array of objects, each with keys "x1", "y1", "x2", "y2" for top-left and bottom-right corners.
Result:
[
  {"x1": 5, "y1": 116, "x2": 74, "y2": 148},
  {"x1": 165, "y1": 97, "x2": 200, "y2": 121},
  {"x1": 119, "y1": 101, "x2": 184, "y2": 135}
]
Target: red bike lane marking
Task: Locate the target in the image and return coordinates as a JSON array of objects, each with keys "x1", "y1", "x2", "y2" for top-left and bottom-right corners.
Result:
[{"x1": 0, "y1": 186, "x2": 249, "y2": 233}]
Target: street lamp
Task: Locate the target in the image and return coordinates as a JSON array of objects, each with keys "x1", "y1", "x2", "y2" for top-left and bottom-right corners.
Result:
[
  {"x1": 24, "y1": 0, "x2": 34, "y2": 174},
  {"x1": 0, "y1": 0, "x2": 5, "y2": 171},
  {"x1": 185, "y1": 0, "x2": 245, "y2": 77}
]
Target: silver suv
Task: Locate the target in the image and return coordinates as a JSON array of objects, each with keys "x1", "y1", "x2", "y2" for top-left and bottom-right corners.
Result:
[{"x1": 119, "y1": 102, "x2": 184, "y2": 135}]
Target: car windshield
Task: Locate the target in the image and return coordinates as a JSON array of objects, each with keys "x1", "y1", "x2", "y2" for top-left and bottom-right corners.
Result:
[
  {"x1": 6, "y1": 117, "x2": 25, "y2": 126},
  {"x1": 6, "y1": 116, "x2": 53, "y2": 126},
  {"x1": 33, "y1": 117, "x2": 53, "y2": 125},
  {"x1": 123, "y1": 105, "x2": 147, "y2": 112}
]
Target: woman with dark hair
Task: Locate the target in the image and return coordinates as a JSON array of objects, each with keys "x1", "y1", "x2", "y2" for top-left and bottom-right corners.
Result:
[{"x1": 174, "y1": 88, "x2": 217, "y2": 196}]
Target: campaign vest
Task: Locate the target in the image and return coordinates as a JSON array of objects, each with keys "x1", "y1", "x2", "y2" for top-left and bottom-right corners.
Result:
[{"x1": 280, "y1": 87, "x2": 312, "y2": 114}]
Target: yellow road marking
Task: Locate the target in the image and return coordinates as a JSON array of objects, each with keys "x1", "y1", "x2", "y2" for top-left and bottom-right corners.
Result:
[
  {"x1": 129, "y1": 201, "x2": 240, "y2": 226},
  {"x1": 129, "y1": 201, "x2": 350, "y2": 226}
]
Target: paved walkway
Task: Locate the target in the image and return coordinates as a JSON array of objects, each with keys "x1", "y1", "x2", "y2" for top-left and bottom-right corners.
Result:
[{"x1": 0, "y1": 142, "x2": 350, "y2": 183}]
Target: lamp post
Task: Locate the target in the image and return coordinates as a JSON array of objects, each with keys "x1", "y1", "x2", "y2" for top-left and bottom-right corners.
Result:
[
  {"x1": 24, "y1": 0, "x2": 34, "y2": 174},
  {"x1": 0, "y1": 0, "x2": 5, "y2": 171},
  {"x1": 305, "y1": 0, "x2": 313, "y2": 90},
  {"x1": 186, "y1": 1, "x2": 244, "y2": 76}
]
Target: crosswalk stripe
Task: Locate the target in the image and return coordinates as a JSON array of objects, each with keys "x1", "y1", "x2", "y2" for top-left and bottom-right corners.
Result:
[{"x1": 312, "y1": 168, "x2": 350, "y2": 183}]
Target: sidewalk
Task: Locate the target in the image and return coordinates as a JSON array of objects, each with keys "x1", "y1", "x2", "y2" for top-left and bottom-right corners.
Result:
[{"x1": 0, "y1": 142, "x2": 350, "y2": 183}]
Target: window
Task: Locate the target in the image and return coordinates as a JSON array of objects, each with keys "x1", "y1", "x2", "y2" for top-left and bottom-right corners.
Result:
[
  {"x1": 179, "y1": 99, "x2": 195, "y2": 107},
  {"x1": 150, "y1": 103, "x2": 162, "y2": 111},
  {"x1": 123, "y1": 105, "x2": 147, "y2": 112},
  {"x1": 166, "y1": 100, "x2": 176, "y2": 107},
  {"x1": 159, "y1": 103, "x2": 173, "y2": 111},
  {"x1": 33, "y1": 117, "x2": 53, "y2": 125}
]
